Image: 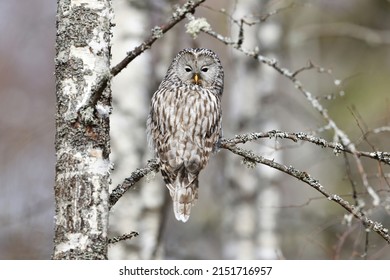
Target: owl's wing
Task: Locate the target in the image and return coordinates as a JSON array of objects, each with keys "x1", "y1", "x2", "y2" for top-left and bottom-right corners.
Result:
[{"x1": 147, "y1": 86, "x2": 178, "y2": 185}]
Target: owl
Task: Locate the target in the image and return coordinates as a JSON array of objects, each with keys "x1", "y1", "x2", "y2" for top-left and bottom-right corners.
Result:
[{"x1": 147, "y1": 48, "x2": 224, "y2": 222}]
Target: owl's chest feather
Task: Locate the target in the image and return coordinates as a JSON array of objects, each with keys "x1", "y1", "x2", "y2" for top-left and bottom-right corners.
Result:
[{"x1": 155, "y1": 87, "x2": 218, "y2": 140}]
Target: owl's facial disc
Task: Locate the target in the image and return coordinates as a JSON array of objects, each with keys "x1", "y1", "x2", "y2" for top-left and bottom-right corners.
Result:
[{"x1": 179, "y1": 54, "x2": 216, "y2": 87}]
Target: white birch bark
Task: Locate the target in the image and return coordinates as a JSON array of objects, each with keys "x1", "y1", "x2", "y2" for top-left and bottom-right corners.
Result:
[
  {"x1": 53, "y1": 0, "x2": 113, "y2": 259},
  {"x1": 223, "y1": 0, "x2": 282, "y2": 259},
  {"x1": 108, "y1": 0, "x2": 165, "y2": 260}
]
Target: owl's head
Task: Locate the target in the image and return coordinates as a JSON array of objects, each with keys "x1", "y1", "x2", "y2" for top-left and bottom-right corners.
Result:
[{"x1": 169, "y1": 48, "x2": 224, "y2": 93}]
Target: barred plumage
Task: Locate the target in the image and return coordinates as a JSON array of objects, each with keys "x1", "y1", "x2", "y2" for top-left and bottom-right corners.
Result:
[{"x1": 147, "y1": 48, "x2": 224, "y2": 222}]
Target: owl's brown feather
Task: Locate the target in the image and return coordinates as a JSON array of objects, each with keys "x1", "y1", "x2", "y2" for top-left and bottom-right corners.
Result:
[{"x1": 147, "y1": 48, "x2": 223, "y2": 222}]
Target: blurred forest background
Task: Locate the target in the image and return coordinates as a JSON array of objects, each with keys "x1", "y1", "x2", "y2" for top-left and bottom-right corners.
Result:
[{"x1": 1, "y1": 0, "x2": 390, "y2": 259}]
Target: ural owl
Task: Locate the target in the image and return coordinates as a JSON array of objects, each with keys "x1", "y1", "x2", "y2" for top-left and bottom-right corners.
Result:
[{"x1": 147, "y1": 48, "x2": 224, "y2": 222}]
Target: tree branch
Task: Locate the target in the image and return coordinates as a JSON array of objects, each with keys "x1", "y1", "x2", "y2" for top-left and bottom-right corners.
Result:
[
  {"x1": 108, "y1": 231, "x2": 139, "y2": 244},
  {"x1": 222, "y1": 144, "x2": 390, "y2": 244},
  {"x1": 221, "y1": 130, "x2": 390, "y2": 165},
  {"x1": 109, "y1": 159, "x2": 159, "y2": 210},
  {"x1": 109, "y1": 131, "x2": 390, "y2": 244}
]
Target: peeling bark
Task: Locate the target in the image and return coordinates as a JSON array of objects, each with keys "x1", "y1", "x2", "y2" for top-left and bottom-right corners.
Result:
[{"x1": 53, "y1": 0, "x2": 113, "y2": 260}]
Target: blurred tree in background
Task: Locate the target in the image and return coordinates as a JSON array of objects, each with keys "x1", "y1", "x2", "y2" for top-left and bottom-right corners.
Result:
[{"x1": 1, "y1": 0, "x2": 390, "y2": 259}]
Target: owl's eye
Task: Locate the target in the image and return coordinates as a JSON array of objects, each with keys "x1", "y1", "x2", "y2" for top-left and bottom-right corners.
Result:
[
  {"x1": 201, "y1": 66, "x2": 208, "y2": 73},
  {"x1": 184, "y1": 66, "x2": 192, "y2": 72}
]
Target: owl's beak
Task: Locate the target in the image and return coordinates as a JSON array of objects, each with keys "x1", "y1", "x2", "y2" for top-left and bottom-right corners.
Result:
[{"x1": 193, "y1": 73, "x2": 200, "y2": 84}]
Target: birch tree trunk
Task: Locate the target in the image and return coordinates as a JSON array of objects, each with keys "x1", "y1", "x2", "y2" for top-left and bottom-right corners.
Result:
[
  {"x1": 108, "y1": 0, "x2": 165, "y2": 260},
  {"x1": 223, "y1": 0, "x2": 282, "y2": 259},
  {"x1": 53, "y1": 0, "x2": 113, "y2": 260}
]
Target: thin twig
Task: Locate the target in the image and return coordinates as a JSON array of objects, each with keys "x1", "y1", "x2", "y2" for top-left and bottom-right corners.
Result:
[
  {"x1": 108, "y1": 232, "x2": 139, "y2": 244},
  {"x1": 291, "y1": 60, "x2": 316, "y2": 78},
  {"x1": 342, "y1": 151, "x2": 360, "y2": 207}
]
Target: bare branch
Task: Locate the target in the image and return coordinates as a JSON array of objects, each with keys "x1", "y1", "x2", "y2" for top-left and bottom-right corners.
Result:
[
  {"x1": 109, "y1": 159, "x2": 159, "y2": 209},
  {"x1": 108, "y1": 232, "x2": 139, "y2": 244}
]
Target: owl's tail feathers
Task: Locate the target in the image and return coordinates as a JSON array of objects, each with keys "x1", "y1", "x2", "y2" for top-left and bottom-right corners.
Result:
[{"x1": 172, "y1": 176, "x2": 199, "y2": 223}]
